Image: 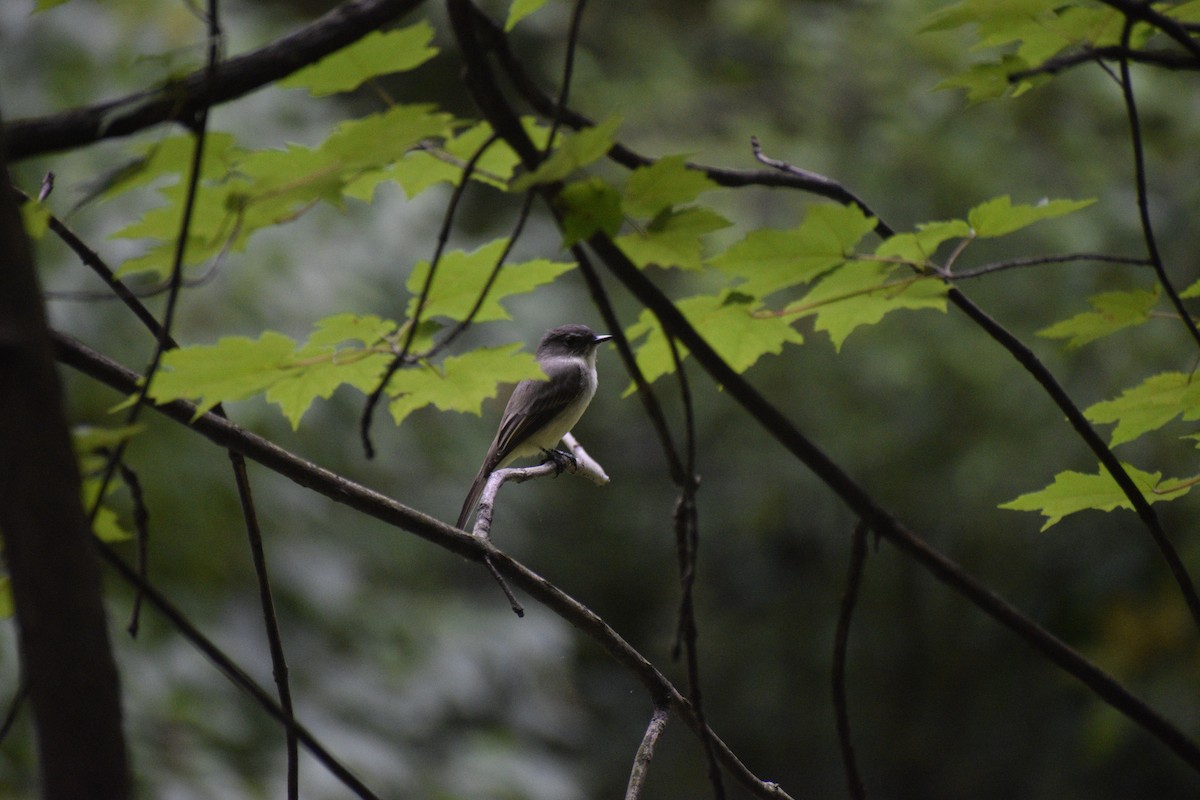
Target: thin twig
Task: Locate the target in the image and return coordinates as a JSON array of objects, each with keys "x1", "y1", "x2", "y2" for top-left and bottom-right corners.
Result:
[
  {"x1": 93, "y1": 539, "x2": 382, "y2": 799},
  {"x1": 1116, "y1": 19, "x2": 1200, "y2": 352},
  {"x1": 1008, "y1": 45, "x2": 1199, "y2": 82},
  {"x1": 663, "y1": 333, "x2": 724, "y2": 800},
  {"x1": 444, "y1": 0, "x2": 1200, "y2": 775},
  {"x1": 833, "y1": 523, "x2": 869, "y2": 800},
  {"x1": 625, "y1": 704, "x2": 671, "y2": 800},
  {"x1": 115, "y1": 459, "x2": 150, "y2": 637},
  {"x1": 3, "y1": 0, "x2": 431, "y2": 161},
  {"x1": 946, "y1": 252, "x2": 1150, "y2": 280},
  {"x1": 56, "y1": 329, "x2": 799, "y2": 800},
  {"x1": 230, "y1": 453, "x2": 299, "y2": 799},
  {"x1": 748, "y1": 139, "x2": 1200, "y2": 634},
  {"x1": 359, "y1": 132, "x2": 500, "y2": 459}
]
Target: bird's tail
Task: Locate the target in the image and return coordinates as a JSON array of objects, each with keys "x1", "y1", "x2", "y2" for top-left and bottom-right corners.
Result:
[{"x1": 456, "y1": 462, "x2": 492, "y2": 530}]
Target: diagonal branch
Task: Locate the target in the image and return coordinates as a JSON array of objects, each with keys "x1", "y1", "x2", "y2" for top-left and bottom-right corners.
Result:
[
  {"x1": 444, "y1": 0, "x2": 1200, "y2": 773},
  {"x1": 52, "y1": 329, "x2": 797, "y2": 800},
  {"x1": 2, "y1": 0, "x2": 428, "y2": 161}
]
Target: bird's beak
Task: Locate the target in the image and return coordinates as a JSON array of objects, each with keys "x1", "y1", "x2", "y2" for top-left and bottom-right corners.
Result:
[{"x1": 594, "y1": 334, "x2": 614, "y2": 345}]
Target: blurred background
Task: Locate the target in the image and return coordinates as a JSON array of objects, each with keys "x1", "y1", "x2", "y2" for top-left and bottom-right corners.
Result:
[{"x1": 3, "y1": 0, "x2": 1200, "y2": 797}]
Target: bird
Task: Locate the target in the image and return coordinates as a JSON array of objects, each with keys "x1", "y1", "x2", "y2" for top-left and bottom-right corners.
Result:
[{"x1": 456, "y1": 324, "x2": 612, "y2": 529}]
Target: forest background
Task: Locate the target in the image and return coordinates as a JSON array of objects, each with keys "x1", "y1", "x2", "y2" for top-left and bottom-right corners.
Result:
[{"x1": 2, "y1": 0, "x2": 1200, "y2": 797}]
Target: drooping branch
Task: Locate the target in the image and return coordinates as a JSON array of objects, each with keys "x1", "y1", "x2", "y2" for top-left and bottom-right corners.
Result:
[
  {"x1": 51, "y1": 330, "x2": 796, "y2": 800},
  {"x1": 2, "y1": 0, "x2": 428, "y2": 161},
  {"x1": 443, "y1": 3, "x2": 1200, "y2": 771}
]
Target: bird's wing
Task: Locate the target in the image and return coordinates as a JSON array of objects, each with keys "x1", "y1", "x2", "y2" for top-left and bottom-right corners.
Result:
[{"x1": 491, "y1": 359, "x2": 586, "y2": 464}]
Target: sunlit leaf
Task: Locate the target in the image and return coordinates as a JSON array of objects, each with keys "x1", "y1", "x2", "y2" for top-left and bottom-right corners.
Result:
[
  {"x1": 624, "y1": 291, "x2": 804, "y2": 391},
  {"x1": 615, "y1": 206, "x2": 731, "y2": 271},
  {"x1": 406, "y1": 240, "x2": 576, "y2": 323},
  {"x1": 709, "y1": 204, "x2": 878, "y2": 298},
  {"x1": 148, "y1": 333, "x2": 299, "y2": 418},
  {"x1": 557, "y1": 177, "x2": 624, "y2": 246},
  {"x1": 875, "y1": 219, "x2": 972, "y2": 265},
  {"x1": 20, "y1": 202, "x2": 51, "y2": 239},
  {"x1": 1084, "y1": 371, "x2": 1200, "y2": 447},
  {"x1": 967, "y1": 195, "x2": 1094, "y2": 238},
  {"x1": 622, "y1": 155, "x2": 717, "y2": 218},
  {"x1": 506, "y1": 0, "x2": 553, "y2": 30},
  {"x1": 787, "y1": 261, "x2": 948, "y2": 351},
  {"x1": 510, "y1": 116, "x2": 622, "y2": 190},
  {"x1": 278, "y1": 22, "x2": 438, "y2": 97},
  {"x1": 1000, "y1": 463, "x2": 1192, "y2": 531},
  {"x1": 1038, "y1": 287, "x2": 1160, "y2": 349},
  {"x1": 387, "y1": 343, "x2": 542, "y2": 424}
]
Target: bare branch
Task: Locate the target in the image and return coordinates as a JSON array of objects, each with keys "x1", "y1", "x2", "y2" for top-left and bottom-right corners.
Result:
[
  {"x1": 833, "y1": 524, "x2": 869, "y2": 800},
  {"x1": 625, "y1": 705, "x2": 671, "y2": 800},
  {"x1": 2, "y1": 0, "x2": 429, "y2": 161},
  {"x1": 53, "y1": 329, "x2": 798, "y2": 800},
  {"x1": 1008, "y1": 46, "x2": 1200, "y2": 82}
]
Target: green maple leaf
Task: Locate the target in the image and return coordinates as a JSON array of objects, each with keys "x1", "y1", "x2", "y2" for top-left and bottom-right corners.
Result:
[
  {"x1": 1038, "y1": 287, "x2": 1160, "y2": 349},
  {"x1": 149, "y1": 332, "x2": 299, "y2": 417},
  {"x1": 510, "y1": 116, "x2": 622, "y2": 191},
  {"x1": 622, "y1": 155, "x2": 717, "y2": 219},
  {"x1": 506, "y1": 0, "x2": 553, "y2": 30},
  {"x1": 557, "y1": 177, "x2": 624, "y2": 246},
  {"x1": 875, "y1": 219, "x2": 971, "y2": 265},
  {"x1": 406, "y1": 240, "x2": 575, "y2": 322},
  {"x1": 786, "y1": 261, "x2": 948, "y2": 351},
  {"x1": 1000, "y1": 463, "x2": 1192, "y2": 531},
  {"x1": 615, "y1": 206, "x2": 731, "y2": 271},
  {"x1": 1084, "y1": 372, "x2": 1200, "y2": 447},
  {"x1": 278, "y1": 22, "x2": 438, "y2": 97},
  {"x1": 967, "y1": 195, "x2": 1094, "y2": 238},
  {"x1": 387, "y1": 343, "x2": 542, "y2": 424},
  {"x1": 709, "y1": 204, "x2": 878, "y2": 299},
  {"x1": 624, "y1": 291, "x2": 804, "y2": 390}
]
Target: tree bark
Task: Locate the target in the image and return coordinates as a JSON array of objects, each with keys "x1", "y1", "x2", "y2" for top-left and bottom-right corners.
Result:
[{"x1": 0, "y1": 116, "x2": 129, "y2": 798}]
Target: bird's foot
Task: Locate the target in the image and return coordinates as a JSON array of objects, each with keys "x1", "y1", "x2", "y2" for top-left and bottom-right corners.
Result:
[{"x1": 540, "y1": 448, "x2": 577, "y2": 476}]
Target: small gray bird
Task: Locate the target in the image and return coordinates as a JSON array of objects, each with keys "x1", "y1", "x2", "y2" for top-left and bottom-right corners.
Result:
[{"x1": 456, "y1": 324, "x2": 612, "y2": 529}]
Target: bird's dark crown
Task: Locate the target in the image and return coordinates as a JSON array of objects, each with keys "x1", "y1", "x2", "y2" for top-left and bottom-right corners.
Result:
[{"x1": 537, "y1": 324, "x2": 611, "y2": 355}]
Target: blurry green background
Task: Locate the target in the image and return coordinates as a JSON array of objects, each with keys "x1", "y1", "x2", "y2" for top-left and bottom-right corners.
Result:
[{"x1": 3, "y1": 0, "x2": 1200, "y2": 797}]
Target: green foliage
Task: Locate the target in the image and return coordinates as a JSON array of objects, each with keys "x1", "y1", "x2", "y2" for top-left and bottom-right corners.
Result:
[
  {"x1": 277, "y1": 22, "x2": 438, "y2": 97},
  {"x1": 621, "y1": 155, "x2": 717, "y2": 219},
  {"x1": 506, "y1": 0, "x2": 554, "y2": 30},
  {"x1": 557, "y1": 177, "x2": 624, "y2": 245},
  {"x1": 1038, "y1": 287, "x2": 1160, "y2": 349},
  {"x1": 387, "y1": 344, "x2": 542, "y2": 425},
  {"x1": 1084, "y1": 372, "x2": 1200, "y2": 447},
  {"x1": 710, "y1": 204, "x2": 880, "y2": 298},
  {"x1": 623, "y1": 291, "x2": 805, "y2": 392},
  {"x1": 147, "y1": 318, "x2": 394, "y2": 428},
  {"x1": 510, "y1": 116, "x2": 622, "y2": 190},
  {"x1": 405, "y1": 243, "x2": 577, "y2": 322},
  {"x1": 1000, "y1": 464, "x2": 1193, "y2": 531},
  {"x1": 966, "y1": 195, "x2": 1094, "y2": 238},
  {"x1": 614, "y1": 207, "x2": 732, "y2": 271},
  {"x1": 111, "y1": 104, "x2": 456, "y2": 279}
]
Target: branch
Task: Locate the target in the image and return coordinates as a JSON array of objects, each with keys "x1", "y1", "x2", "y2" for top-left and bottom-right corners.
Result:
[
  {"x1": 748, "y1": 140, "x2": 1200, "y2": 634},
  {"x1": 444, "y1": 0, "x2": 1200, "y2": 774},
  {"x1": 1116, "y1": 19, "x2": 1200, "y2": 353},
  {"x1": 2, "y1": 0, "x2": 429, "y2": 161},
  {"x1": 1008, "y1": 46, "x2": 1200, "y2": 82},
  {"x1": 833, "y1": 524, "x2": 868, "y2": 800},
  {"x1": 625, "y1": 705, "x2": 671, "y2": 800},
  {"x1": 1097, "y1": 0, "x2": 1200, "y2": 61},
  {"x1": 51, "y1": 329, "x2": 796, "y2": 800}
]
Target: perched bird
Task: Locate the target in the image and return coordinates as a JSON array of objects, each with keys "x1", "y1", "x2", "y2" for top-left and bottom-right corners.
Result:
[{"x1": 456, "y1": 324, "x2": 612, "y2": 529}]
